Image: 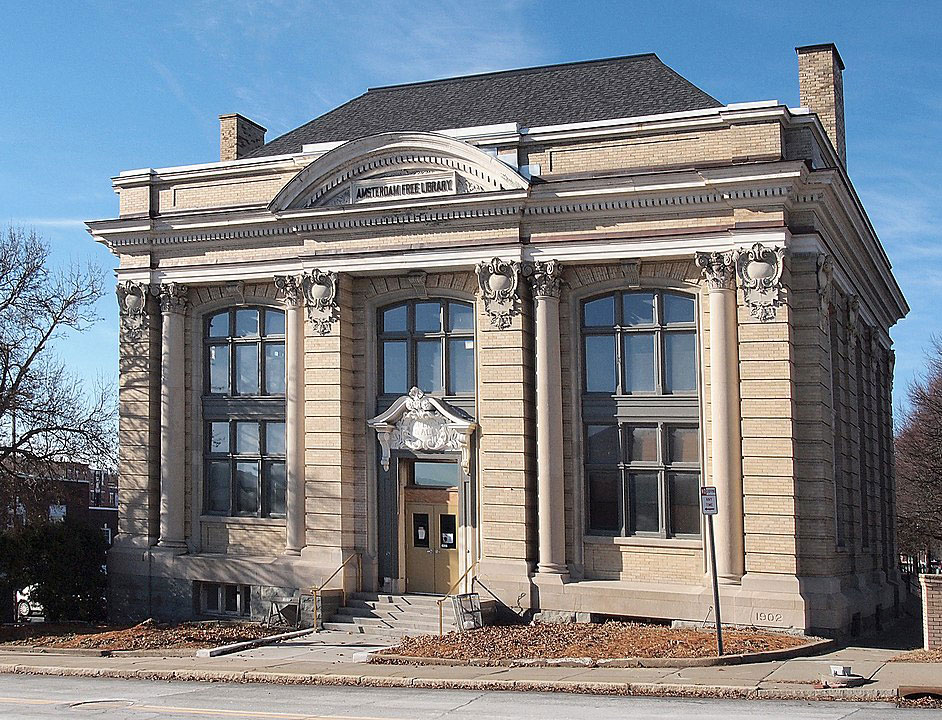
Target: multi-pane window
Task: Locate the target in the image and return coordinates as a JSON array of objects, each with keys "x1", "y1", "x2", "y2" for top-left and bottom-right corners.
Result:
[
  {"x1": 378, "y1": 300, "x2": 475, "y2": 396},
  {"x1": 205, "y1": 419, "x2": 286, "y2": 517},
  {"x1": 203, "y1": 307, "x2": 286, "y2": 518},
  {"x1": 581, "y1": 290, "x2": 701, "y2": 537}
]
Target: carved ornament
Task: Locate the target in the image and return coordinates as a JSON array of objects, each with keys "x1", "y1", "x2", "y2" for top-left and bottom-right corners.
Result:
[
  {"x1": 524, "y1": 260, "x2": 563, "y2": 299},
  {"x1": 695, "y1": 251, "x2": 736, "y2": 290},
  {"x1": 368, "y1": 387, "x2": 477, "y2": 474},
  {"x1": 153, "y1": 282, "x2": 188, "y2": 314},
  {"x1": 275, "y1": 270, "x2": 340, "y2": 335},
  {"x1": 476, "y1": 258, "x2": 521, "y2": 329},
  {"x1": 736, "y1": 243, "x2": 785, "y2": 322},
  {"x1": 116, "y1": 280, "x2": 150, "y2": 339}
]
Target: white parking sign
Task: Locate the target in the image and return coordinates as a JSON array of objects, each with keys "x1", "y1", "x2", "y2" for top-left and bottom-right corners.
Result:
[{"x1": 700, "y1": 486, "x2": 718, "y2": 515}]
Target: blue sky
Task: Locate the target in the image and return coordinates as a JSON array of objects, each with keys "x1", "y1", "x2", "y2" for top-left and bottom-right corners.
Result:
[{"x1": 1, "y1": 1, "x2": 939, "y2": 415}]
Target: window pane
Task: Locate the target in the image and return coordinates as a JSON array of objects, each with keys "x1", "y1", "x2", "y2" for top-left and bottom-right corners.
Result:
[
  {"x1": 664, "y1": 331, "x2": 697, "y2": 393},
  {"x1": 584, "y1": 335, "x2": 616, "y2": 392},
  {"x1": 668, "y1": 426, "x2": 699, "y2": 464},
  {"x1": 669, "y1": 473, "x2": 701, "y2": 535},
  {"x1": 225, "y1": 585, "x2": 239, "y2": 613},
  {"x1": 205, "y1": 583, "x2": 220, "y2": 611},
  {"x1": 235, "y1": 422, "x2": 260, "y2": 455},
  {"x1": 235, "y1": 309, "x2": 259, "y2": 337},
  {"x1": 382, "y1": 305, "x2": 407, "y2": 332},
  {"x1": 416, "y1": 340, "x2": 443, "y2": 392},
  {"x1": 623, "y1": 292, "x2": 655, "y2": 326},
  {"x1": 235, "y1": 462, "x2": 259, "y2": 514},
  {"x1": 206, "y1": 462, "x2": 231, "y2": 514},
  {"x1": 234, "y1": 344, "x2": 259, "y2": 395},
  {"x1": 264, "y1": 309, "x2": 285, "y2": 336},
  {"x1": 629, "y1": 472, "x2": 659, "y2": 533},
  {"x1": 208, "y1": 345, "x2": 229, "y2": 394},
  {"x1": 448, "y1": 302, "x2": 474, "y2": 331},
  {"x1": 266, "y1": 422, "x2": 286, "y2": 456},
  {"x1": 414, "y1": 461, "x2": 459, "y2": 487},
  {"x1": 448, "y1": 338, "x2": 475, "y2": 394},
  {"x1": 265, "y1": 461, "x2": 286, "y2": 516},
  {"x1": 264, "y1": 342, "x2": 286, "y2": 394},
  {"x1": 587, "y1": 470, "x2": 620, "y2": 533},
  {"x1": 383, "y1": 341, "x2": 407, "y2": 394},
  {"x1": 208, "y1": 422, "x2": 229, "y2": 454},
  {"x1": 627, "y1": 426, "x2": 658, "y2": 463},
  {"x1": 664, "y1": 293, "x2": 695, "y2": 324},
  {"x1": 583, "y1": 296, "x2": 615, "y2": 327},
  {"x1": 586, "y1": 425, "x2": 619, "y2": 465},
  {"x1": 415, "y1": 302, "x2": 442, "y2": 332},
  {"x1": 623, "y1": 333, "x2": 656, "y2": 392},
  {"x1": 208, "y1": 312, "x2": 229, "y2": 337}
]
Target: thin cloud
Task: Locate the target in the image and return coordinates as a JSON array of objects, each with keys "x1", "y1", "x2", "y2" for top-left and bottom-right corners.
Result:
[{"x1": 13, "y1": 218, "x2": 87, "y2": 229}]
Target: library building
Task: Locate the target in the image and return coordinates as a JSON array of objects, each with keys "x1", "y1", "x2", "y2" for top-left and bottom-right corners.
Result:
[{"x1": 89, "y1": 43, "x2": 907, "y2": 635}]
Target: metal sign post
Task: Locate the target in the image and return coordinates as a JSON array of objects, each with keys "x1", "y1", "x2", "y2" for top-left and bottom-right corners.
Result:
[{"x1": 700, "y1": 486, "x2": 723, "y2": 656}]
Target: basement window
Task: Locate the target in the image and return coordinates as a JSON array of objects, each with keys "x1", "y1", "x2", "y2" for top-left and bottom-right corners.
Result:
[{"x1": 201, "y1": 582, "x2": 251, "y2": 617}]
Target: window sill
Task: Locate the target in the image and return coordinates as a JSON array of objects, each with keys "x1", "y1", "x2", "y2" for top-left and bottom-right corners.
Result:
[
  {"x1": 583, "y1": 534, "x2": 702, "y2": 550},
  {"x1": 200, "y1": 515, "x2": 286, "y2": 527}
]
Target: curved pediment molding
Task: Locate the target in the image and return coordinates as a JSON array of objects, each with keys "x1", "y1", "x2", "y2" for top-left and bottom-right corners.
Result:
[
  {"x1": 269, "y1": 132, "x2": 529, "y2": 212},
  {"x1": 368, "y1": 387, "x2": 477, "y2": 474}
]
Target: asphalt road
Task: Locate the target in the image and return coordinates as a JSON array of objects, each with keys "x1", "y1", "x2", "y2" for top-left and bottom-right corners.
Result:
[{"x1": 0, "y1": 675, "x2": 937, "y2": 720}]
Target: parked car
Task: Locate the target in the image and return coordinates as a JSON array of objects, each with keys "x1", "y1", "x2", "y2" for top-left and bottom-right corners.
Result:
[{"x1": 15, "y1": 585, "x2": 42, "y2": 621}]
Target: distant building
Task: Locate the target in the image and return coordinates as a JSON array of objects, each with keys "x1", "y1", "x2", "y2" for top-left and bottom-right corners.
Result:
[{"x1": 91, "y1": 44, "x2": 907, "y2": 635}]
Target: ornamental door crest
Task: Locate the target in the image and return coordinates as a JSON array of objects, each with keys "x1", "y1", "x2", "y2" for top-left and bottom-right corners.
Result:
[{"x1": 368, "y1": 388, "x2": 477, "y2": 474}]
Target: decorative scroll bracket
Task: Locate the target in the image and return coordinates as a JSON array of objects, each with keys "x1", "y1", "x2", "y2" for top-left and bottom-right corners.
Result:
[
  {"x1": 476, "y1": 258, "x2": 521, "y2": 329},
  {"x1": 736, "y1": 243, "x2": 785, "y2": 322},
  {"x1": 116, "y1": 280, "x2": 150, "y2": 340},
  {"x1": 275, "y1": 270, "x2": 339, "y2": 335},
  {"x1": 368, "y1": 387, "x2": 477, "y2": 475}
]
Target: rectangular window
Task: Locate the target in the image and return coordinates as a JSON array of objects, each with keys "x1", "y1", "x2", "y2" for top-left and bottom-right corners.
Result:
[
  {"x1": 234, "y1": 344, "x2": 259, "y2": 395},
  {"x1": 201, "y1": 582, "x2": 250, "y2": 617},
  {"x1": 587, "y1": 470, "x2": 621, "y2": 533},
  {"x1": 264, "y1": 342, "x2": 286, "y2": 394},
  {"x1": 208, "y1": 345, "x2": 229, "y2": 394},
  {"x1": 584, "y1": 335, "x2": 616, "y2": 392},
  {"x1": 383, "y1": 340, "x2": 407, "y2": 394},
  {"x1": 448, "y1": 338, "x2": 475, "y2": 394},
  {"x1": 623, "y1": 333, "x2": 656, "y2": 393},
  {"x1": 205, "y1": 418, "x2": 285, "y2": 519},
  {"x1": 416, "y1": 339, "x2": 443, "y2": 392}
]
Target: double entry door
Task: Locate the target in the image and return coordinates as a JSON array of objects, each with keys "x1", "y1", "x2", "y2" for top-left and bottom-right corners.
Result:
[{"x1": 403, "y1": 461, "x2": 460, "y2": 594}]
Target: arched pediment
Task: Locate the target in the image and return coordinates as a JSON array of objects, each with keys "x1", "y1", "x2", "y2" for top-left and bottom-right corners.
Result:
[
  {"x1": 269, "y1": 132, "x2": 529, "y2": 212},
  {"x1": 368, "y1": 387, "x2": 477, "y2": 474}
]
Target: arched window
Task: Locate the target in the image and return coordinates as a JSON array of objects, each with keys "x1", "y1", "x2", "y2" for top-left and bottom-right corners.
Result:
[
  {"x1": 377, "y1": 300, "x2": 475, "y2": 397},
  {"x1": 581, "y1": 290, "x2": 701, "y2": 538},
  {"x1": 203, "y1": 306, "x2": 286, "y2": 518}
]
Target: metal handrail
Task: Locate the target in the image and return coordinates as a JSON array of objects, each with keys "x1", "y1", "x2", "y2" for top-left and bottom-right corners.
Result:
[
  {"x1": 437, "y1": 560, "x2": 477, "y2": 636},
  {"x1": 311, "y1": 552, "x2": 362, "y2": 630}
]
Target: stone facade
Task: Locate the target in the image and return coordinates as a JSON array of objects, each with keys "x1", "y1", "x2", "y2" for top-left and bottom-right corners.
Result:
[{"x1": 90, "y1": 47, "x2": 907, "y2": 635}]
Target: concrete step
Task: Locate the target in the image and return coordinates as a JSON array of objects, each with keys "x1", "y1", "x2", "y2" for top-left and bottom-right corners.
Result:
[
  {"x1": 349, "y1": 592, "x2": 443, "y2": 608},
  {"x1": 334, "y1": 606, "x2": 445, "y2": 622},
  {"x1": 321, "y1": 622, "x2": 443, "y2": 639},
  {"x1": 326, "y1": 613, "x2": 452, "y2": 633}
]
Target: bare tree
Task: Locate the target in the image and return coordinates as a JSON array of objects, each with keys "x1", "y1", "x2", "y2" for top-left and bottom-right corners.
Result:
[
  {"x1": 0, "y1": 226, "x2": 116, "y2": 516},
  {"x1": 895, "y1": 337, "x2": 942, "y2": 562}
]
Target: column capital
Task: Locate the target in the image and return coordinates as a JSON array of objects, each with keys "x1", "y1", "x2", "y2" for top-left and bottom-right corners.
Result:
[
  {"x1": 695, "y1": 251, "x2": 736, "y2": 290},
  {"x1": 524, "y1": 260, "x2": 563, "y2": 299},
  {"x1": 274, "y1": 274, "x2": 305, "y2": 307},
  {"x1": 116, "y1": 280, "x2": 151, "y2": 340},
  {"x1": 152, "y1": 282, "x2": 189, "y2": 315}
]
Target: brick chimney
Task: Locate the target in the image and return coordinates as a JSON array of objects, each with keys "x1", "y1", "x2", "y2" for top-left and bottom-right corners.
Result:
[
  {"x1": 796, "y1": 43, "x2": 846, "y2": 166},
  {"x1": 219, "y1": 113, "x2": 266, "y2": 161}
]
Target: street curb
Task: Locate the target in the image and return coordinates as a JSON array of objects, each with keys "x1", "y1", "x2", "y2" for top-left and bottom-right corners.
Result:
[
  {"x1": 369, "y1": 638, "x2": 837, "y2": 668},
  {"x1": 0, "y1": 661, "x2": 898, "y2": 702}
]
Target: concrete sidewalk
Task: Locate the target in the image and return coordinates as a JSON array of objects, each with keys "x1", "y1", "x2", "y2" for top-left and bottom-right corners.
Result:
[{"x1": 0, "y1": 631, "x2": 938, "y2": 703}]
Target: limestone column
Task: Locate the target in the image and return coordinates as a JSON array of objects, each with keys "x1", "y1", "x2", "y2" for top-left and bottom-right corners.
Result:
[
  {"x1": 155, "y1": 282, "x2": 188, "y2": 549},
  {"x1": 275, "y1": 275, "x2": 306, "y2": 556},
  {"x1": 527, "y1": 260, "x2": 568, "y2": 577},
  {"x1": 696, "y1": 251, "x2": 745, "y2": 584}
]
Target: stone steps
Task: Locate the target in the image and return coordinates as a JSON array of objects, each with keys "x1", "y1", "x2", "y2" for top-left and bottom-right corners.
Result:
[{"x1": 324, "y1": 592, "x2": 458, "y2": 639}]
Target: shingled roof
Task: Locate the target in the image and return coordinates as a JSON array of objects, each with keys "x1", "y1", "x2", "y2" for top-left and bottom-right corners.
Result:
[{"x1": 248, "y1": 54, "x2": 721, "y2": 157}]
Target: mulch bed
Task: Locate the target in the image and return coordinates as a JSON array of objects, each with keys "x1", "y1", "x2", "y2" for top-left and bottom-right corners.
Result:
[
  {"x1": 0, "y1": 619, "x2": 276, "y2": 651},
  {"x1": 376, "y1": 622, "x2": 811, "y2": 664},
  {"x1": 890, "y1": 648, "x2": 942, "y2": 663}
]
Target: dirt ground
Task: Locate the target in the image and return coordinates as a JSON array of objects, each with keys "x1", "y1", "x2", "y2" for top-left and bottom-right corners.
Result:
[
  {"x1": 0, "y1": 619, "x2": 276, "y2": 651},
  {"x1": 377, "y1": 622, "x2": 812, "y2": 663}
]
